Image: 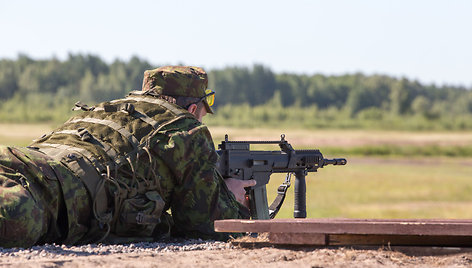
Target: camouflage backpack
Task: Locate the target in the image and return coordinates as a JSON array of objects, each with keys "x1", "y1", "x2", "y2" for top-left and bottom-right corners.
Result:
[{"x1": 31, "y1": 90, "x2": 196, "y2": 242}]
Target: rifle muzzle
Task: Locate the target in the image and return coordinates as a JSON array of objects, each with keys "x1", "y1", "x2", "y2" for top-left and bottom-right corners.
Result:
[{"x1": 323, "y1": 158, "x2": 347, "y2": 166}]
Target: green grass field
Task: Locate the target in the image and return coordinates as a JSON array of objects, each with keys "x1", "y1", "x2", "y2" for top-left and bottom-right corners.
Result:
[
  {"x1": 267, "y1": 157, "x2": 472, "y2": 219},
  {"x1": 1, "y1": 123, "x2": 471, "y2": 219}
]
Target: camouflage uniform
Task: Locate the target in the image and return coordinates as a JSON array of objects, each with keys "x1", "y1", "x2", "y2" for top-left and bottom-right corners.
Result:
[{"x1": 0, "y1": 66, "x2": 248, "y2": 248}]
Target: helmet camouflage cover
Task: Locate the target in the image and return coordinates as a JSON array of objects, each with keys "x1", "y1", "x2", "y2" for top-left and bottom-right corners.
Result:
[
  {"x1": 142, "y1": 66, "x2": 212, "y2": 113},
  {"x1": 142, "y1": 66, "x2": 207, "y2": 97}
]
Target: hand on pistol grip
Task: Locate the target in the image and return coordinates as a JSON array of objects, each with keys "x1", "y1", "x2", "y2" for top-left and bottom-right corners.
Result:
[{"x1": 224, "y1": 178, "x2": 257, "y2": 208}]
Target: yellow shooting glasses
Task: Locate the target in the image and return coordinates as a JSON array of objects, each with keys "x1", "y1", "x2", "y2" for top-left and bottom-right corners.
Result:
[{"x1": 203, "y1": 89, "x2": 215, "y2": 106}]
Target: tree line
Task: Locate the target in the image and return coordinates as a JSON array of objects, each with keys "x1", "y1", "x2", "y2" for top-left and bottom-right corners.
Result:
[
  {"x1": 209, "y1": 66, "x2": 472, "y2": 118},
  {"x1": 0, "y1": 54, "x2": 471, "y2": 128}
]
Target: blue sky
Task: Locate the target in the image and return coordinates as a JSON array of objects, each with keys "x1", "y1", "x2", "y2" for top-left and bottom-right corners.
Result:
[{"x1": 1, "y1": 0, "x2": 471, "y2": 87}]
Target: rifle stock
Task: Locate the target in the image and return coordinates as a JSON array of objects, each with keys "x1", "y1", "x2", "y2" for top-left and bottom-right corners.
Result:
[{"x1": 216, "y1": 134, "x2": 347, "y2": 220}]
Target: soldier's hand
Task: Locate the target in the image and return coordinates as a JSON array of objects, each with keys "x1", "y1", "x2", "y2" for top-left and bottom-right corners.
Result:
[{"x1": 224, "y1": 178, "x2": 256, "y2": 208}]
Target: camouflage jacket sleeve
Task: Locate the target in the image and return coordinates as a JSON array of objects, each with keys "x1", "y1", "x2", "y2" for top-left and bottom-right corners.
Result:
[{"x1": 151, "y1": 120, "x2": 249, "y2": 240}]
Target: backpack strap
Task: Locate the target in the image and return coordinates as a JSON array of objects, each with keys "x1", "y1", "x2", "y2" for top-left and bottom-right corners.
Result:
[
  {"x1": 124, "y1": 95, "x2": 189, "y2": 117},
  {"x1": 73, "y1": 101, "x2": 95, "y2": 111},
  {"x1": 125, "y1": 212, "x2": 161, "y2": 225},
  {"x1": 124, "y1": 95, "x2": 197, "y2": 138},
  {"x1": 104, "y1": 96, "x2": 196, "y2": 140},
  {"x1": 54, "y1": 129, "x2": 119, "y2": 160},
  {"x1": 36, "y1": 143, "x2": 117, "y2": 242},
  {"x1": 38, "y1": 142, "x2": 107, "y2": 173},
  {"x1": 95, "y1": 103, "x2": 162, "y2": 130},
  {"x1": 68, "y1": 117, "x2": 140, "y2": 150}
]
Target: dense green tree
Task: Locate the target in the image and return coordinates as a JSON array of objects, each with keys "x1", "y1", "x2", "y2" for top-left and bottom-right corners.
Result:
[
  {"x1": 0, "y1": 60, "x2": 18, "y2": 99},
  {"x1": 411, "y1": 95, "x2": 430, "y2": 116},
  {"x1": 389, "y1": 79, "x2": 411, "y2": 115}
]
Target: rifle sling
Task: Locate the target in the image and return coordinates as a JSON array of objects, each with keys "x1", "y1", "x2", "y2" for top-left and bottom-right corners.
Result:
[{"x1": 268, "y1": 181, "x2": 291, "y2": 219}]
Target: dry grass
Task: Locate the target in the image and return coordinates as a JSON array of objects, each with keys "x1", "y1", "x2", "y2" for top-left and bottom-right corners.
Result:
[
  {"x1": 0, "y1": 123, "x2": 55, "y2": 146},
  {"x1": 2, "y1": 123, "x2": 471, "y2": 148},
  {"x1": 208, "y1": 126, "x2": 472, "y2": 148}
]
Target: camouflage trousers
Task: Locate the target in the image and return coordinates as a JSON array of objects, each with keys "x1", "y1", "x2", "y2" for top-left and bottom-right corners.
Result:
[{"x1": 0, "y1": 146, "x2": 91, "y2": 248}]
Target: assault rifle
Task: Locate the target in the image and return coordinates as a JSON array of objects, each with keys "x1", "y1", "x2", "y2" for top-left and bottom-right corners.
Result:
[{"x1": 216, "y1": 134, "x2": 347, "y2": 220}]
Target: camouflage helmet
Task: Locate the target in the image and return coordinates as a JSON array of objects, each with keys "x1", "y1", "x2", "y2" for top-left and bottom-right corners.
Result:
[{"x1": 142, "y1": 66, "x2": 213, "y2": 113}]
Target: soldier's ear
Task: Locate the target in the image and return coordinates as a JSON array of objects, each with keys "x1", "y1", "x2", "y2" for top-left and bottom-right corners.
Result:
[{"x1": 187, "y1": 103, "x2": 198, "y2": 116}]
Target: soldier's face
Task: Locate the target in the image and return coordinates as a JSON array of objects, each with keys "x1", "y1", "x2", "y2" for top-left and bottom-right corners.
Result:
[{"x1": 194, "y1": 104, "x2": 207, "y2": 122}]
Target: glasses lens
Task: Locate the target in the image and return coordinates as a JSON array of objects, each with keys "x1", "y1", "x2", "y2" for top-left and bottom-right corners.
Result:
[{"x1": 205, "y1": 89, "x2": 215, "y2": 106}]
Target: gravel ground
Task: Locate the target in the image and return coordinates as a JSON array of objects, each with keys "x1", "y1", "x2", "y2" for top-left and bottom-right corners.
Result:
[
  {"x1": 0, "y1": 239, "x2": 231, "y2": 259},
  {"x1": 2, "y1": 240, "x2": 472, "y2": 267}
]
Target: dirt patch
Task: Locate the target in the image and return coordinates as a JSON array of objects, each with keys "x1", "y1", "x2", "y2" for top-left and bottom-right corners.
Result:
[{"x1": 2, "y1": 246, "x2": 472, "y2": 267}]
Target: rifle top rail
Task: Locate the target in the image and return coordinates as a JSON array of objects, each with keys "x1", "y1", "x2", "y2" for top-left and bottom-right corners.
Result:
[
  {"x1": 222, "y1": 140, "x2": 283, "y2": 144},
  {"x1": 222, "y1": 134, "x2": 288, "y2": 144},
  {"x1": 220, "y1": 134, "x2": 296, "y2": 152}
]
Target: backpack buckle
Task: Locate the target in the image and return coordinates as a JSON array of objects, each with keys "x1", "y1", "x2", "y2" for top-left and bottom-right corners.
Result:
[{"x1": 136, "y1": 212, "x2": 145, "y2": 224}]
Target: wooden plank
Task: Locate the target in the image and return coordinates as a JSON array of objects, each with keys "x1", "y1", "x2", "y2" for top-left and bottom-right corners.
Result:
[
  {"x1": 327, "y1": 234, "x2": 472, "y2": 247},
  {"x1": 266, "y1": 233, "x2": 472, "y2": 247},
  {"x1": 214, "y1": 219, "x2": 472, "y2": 236},
  {"x1": 268, "y1": 233, "x2": 327, "y2": 245}
]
